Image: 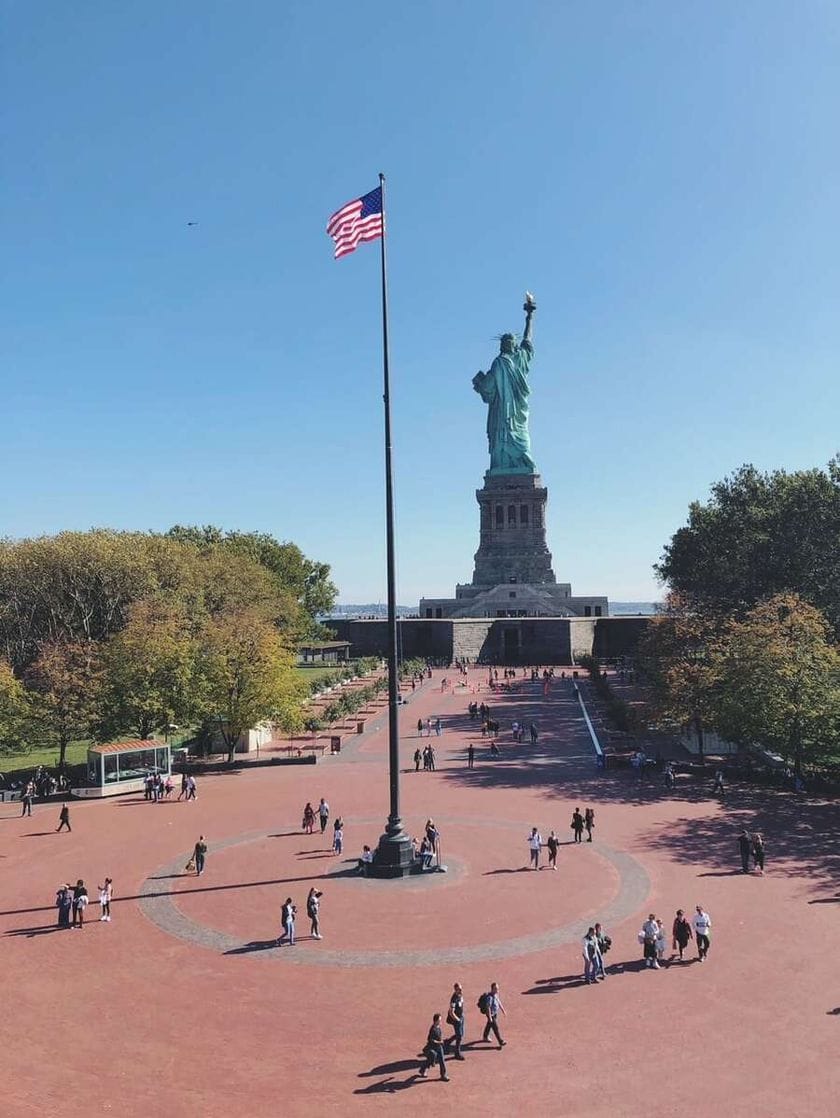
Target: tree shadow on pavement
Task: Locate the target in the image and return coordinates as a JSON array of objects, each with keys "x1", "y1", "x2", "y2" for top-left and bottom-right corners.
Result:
[{"x1": 639, "y1": 790, "x2": 840, "y2": 893}]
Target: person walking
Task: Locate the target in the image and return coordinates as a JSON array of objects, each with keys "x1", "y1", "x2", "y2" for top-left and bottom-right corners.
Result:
[
  {"x1": 333, "y1": 823, "x2": 344, "y2": 856},
  {"x1": 656, "y1": 918, "x2": 668, "y2": 964},
  {"x1": 427, "y1": 745, "x2": 436, "y2": 772},
  {"x1": 56, "y1": 883, "x2": 73, "y2": 929},
  {"x1": 712, "y1": 769, "x2": 726, "y2": 795},
  {"x1": 529, "y1": 722, "x2": 538, "y2": 744},
  {"x1": 303, "y1": 802, "x2": 316, "y2": 834},
  {"x1": 417, "y1": 718, "x2": 423, "y2": 736},
  {"x1": 56, "y1": 802, "x2": 71, "y2": 833},
  {"x1": 467, "y1": 743, "x2": 475, "y2": 769},
  {"x1": 279, "y1": 897, "x2": 296, "y2": 946},
  {"x1": 72, "y1": 880, "x2": 89, "y2": 929},
  {"x1": 546, "y1": 830, "x2": 559, "y2": 870},
  {"x1": 527, "y1": 827, "x2": 543, "y2": 870},
  {"x1": 186, "y1": 775, "x2": 197, "y2": 801},
  {"x1": 481, "y1": 982, "x2": 507, "y2": 1048},
  {"x1": 582, "y1": 927, "x2": 601, "y2": 984},
  {"x1": 21, "y1": 783, "x2": 34, "y2": 817},
  {"x1": 584, "y1": 807, "x2": 595, "y2": 843},
  {"x1": 641, "y1": 913, "x2": 660, "y2": 969},
  {"x1": 425, "y1": 718, "x2": 432, "y2": 738},
  {"x1": 446, "y1": 983, "x2": 466, "y2": 1060},
  {"x1": 414, "y1": 748, "x2": 422, "y2": 772},
  {"x1": 672, "y1": 909, "x2": 693, "y2": 961},
  {"x1": 693, "y1": 905, "x2": 711, "y2": 961},
  {"x1": 419, "y1": 1013, "x2": 449, "y2": 1081},
  {"x1": 752, "y1": 832, "x2": 765, "y2": 875},
  {"x1": 571, "y1": 808, "x2": 584, "y2": 844},
  {"x1": 318, "y1": 798, "x2": 330, "y2": 834},
  {"x1": 194, "y1": 835, "x2": 207, "y2": 876},
  {"x1": 434, "y1": 718, "x2": 442, "y2": 737},
  {"x1": 99, "y1": 878, "x2": 113, "y2": 922},
  {"x1": 307, "y1": 887, "x2": 323, "y2": 939},
  {"x1": 738, "y1": 830, "x2": 752, "y2": 873}
]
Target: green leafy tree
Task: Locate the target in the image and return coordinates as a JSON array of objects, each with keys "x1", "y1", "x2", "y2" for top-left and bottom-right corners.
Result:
[
  {"x1": 25, "y1": 640, "x2": 101, "y2": 767},
  {"x1": 715, "y1": 594, "x2": 840, "y2": 774},
  {"x1": 657, "y1": 459, "x2": 840, "y2": 631},
  {"x1": 166, "y1": 526, "x2": 337, "y2": 636},
  {"x1": 97, "y1": 601, "x2": 199, "y2": 741},
  {"x1": 197, "y1": 611, "x2": 303, "y2": 764},
  {"x1": 0, "y1": 658, "x2": 30, "y2": 754},
  {"x1": 637, "y1": 593, "x2": 722, "y2": 759}
]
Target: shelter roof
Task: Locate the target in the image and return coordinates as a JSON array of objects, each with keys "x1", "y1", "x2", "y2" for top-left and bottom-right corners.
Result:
[{"x1": 88, "y1": 740, "x2": 166, "y2": 754}]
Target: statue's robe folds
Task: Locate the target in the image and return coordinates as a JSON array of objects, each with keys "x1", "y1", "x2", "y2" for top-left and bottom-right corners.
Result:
[{"x1": 472, "y1": 339, "x2": 535, "y2": 474}]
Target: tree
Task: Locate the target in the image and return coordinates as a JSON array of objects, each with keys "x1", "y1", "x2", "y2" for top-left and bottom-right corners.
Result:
[
  {"x1": 657, "y1": 459, "x2": 840, "y2": 632},
  {"x1": 25, "y1": 640, "x2": 100, "y2": 767},
  {"x1": 0, "y1": 658, "x2": 29, "y2": 754},
  {"x1": 196, "y1": 611, "x2": 303, "y2": 764},
  {"x1": 715, "y1": 594, "x2": 840, "y2": 774},
  {"x1": 97, "y1": 601, "x2": 199, "y2": 741},
  {"x1": 166, "y1": 526, "x2": 337, "y2": 636},
  {"x1": 637, "y1": 593, "x2": 722, "y2": 760}
]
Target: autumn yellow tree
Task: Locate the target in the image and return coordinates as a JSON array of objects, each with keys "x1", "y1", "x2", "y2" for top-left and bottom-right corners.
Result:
[
  {"x1": 25, "y1": 640, "x2": 100, "y2": 767},
  {"x1": 0, "y1": 658, "x2": 30, "y2": 755},
  {"x1": 196, "y1": 611, "x2": 304, "y2": 764}
]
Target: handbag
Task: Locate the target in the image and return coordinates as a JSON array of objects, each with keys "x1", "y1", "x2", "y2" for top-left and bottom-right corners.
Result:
[{"x1": 446, "y1": 1010, "x2": 457, "y2": 1027}]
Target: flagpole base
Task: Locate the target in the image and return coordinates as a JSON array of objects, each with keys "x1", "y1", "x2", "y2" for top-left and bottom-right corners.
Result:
[{"x1": 371, "y1": 820, "x2": 414, "y2": 879}]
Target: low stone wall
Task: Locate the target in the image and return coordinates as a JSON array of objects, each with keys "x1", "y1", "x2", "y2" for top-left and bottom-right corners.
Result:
[{"x1": 326, "y1": 615, "x2": 651, "y2": 664}]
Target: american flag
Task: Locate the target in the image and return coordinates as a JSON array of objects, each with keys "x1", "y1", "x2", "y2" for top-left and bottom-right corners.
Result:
[{"x1": 326, "y1": 186, "x2": 383, "y2": 259}]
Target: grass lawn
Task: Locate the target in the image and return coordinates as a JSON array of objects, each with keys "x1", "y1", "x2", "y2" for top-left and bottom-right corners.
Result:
[{"x1": 0, "y1": 740, "x2": 90, "y2": 774}]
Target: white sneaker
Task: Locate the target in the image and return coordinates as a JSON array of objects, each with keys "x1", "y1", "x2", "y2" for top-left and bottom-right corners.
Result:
[{"x1": 653, "y1": 962, "x2": 661, "y2": 969}]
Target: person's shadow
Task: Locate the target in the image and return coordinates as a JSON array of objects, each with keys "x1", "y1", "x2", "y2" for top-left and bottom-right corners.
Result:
[{"x1": 355, "y1": 1057, "x2": 422, "y2": 1094}]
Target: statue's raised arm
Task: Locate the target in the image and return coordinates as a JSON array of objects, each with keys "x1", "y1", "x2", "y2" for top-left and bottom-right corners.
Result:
[{"x1": 522, "y1": 291, "x2": 537, "y2": 350}]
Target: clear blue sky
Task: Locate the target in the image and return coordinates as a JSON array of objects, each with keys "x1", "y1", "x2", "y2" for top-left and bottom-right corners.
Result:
[{"x1": 4, "y1": 2, "x2": 840, "y2": 605}]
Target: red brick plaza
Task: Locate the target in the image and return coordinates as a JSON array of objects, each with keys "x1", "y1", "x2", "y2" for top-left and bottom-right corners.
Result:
[{"x1": 2, "y1": 669, "x2": 838, "y2": 1117}]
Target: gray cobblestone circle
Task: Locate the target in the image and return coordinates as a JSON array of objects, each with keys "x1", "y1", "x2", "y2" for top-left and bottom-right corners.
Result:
[{"x1": 138, "y1": 816, "x2": 650, "y2": 968}]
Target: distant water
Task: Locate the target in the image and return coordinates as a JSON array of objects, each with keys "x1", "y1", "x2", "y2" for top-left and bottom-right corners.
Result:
[{"x1": 610, "y1": 602, "x2": 659, "y2": 616}]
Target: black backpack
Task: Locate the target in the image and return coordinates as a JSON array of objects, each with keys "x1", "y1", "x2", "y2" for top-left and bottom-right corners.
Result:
[{"x1": 477, "y1": 992, "x2": 490, "y2": 1014}]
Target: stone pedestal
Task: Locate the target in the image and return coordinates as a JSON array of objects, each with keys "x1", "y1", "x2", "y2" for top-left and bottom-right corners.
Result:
[{"x1": 471, "y1": 473, "x2": 556, "y2": 587}]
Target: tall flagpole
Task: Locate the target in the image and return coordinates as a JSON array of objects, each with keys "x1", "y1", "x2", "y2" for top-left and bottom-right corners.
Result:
[{"x1": 373, "y1": 171, "x2": 413, "y2": 876}]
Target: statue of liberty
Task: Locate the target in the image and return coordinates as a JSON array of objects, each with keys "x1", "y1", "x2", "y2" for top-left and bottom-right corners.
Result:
[{"x1": 472, "y1": 293, "x2": 537, "y2": 476}]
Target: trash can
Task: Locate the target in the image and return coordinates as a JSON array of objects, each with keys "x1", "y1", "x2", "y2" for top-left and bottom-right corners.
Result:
[{"x1": 356, "y1": 720, "x2": 365, "y2": 734}]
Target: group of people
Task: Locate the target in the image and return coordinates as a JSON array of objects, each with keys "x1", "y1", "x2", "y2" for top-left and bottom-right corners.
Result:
[
  {"x1": 301, "y1": 798, "x2": 344, "y2": 854},
  {"x1": 55, "y1": 877, "x2": 112, "y2": 929},
  {"x1": 738, "y1": 830, "x2": 765, "y2": 873},
  {"x1": 638, "y1": 906, "x2": 712, "y2": 967},
  {"x1": 419, "y1": 981, "x2": 507, "y2": 1081},
  {"x1": 143, "y1": 772, "x2": 174, "y2": 801},
  {"x1": 525, "y1": 809, "x2": 595, "y2": 869},
  {"x1": 413, "y1": 744, "x2": 437, "y2": 772},
  {"x1": 417, "y1": 717, "x2": 443, "y2": 737},
  {"x1": 278, "y1": 885, "x2": 325, "y2": 946}
]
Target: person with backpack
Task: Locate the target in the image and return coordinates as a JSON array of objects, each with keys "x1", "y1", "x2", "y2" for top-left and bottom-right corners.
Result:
[
  {"x1": 306, "y1": 887, "x2": 323, "y2": 939},
  {"x1": 446, "y1": 982, "x2": 466, "y2": 1060},
  {"x1": 480, "y1": 982, "x2": 507, "y2": 1048},
  {"x1": 279, "y1": 897, "x2": 296, "y2": 946},
  {"x1": 418, "y1": 1013, "x2": 449, "y2": 1080}
]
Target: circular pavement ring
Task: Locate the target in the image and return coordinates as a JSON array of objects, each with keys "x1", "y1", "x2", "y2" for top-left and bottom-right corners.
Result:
[{"x1": 138, "y1": 818, "x2": 650, "y2": 968}]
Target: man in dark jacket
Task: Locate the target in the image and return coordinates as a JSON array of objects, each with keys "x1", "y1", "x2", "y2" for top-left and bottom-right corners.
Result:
[
  {"x1": 419, "y1": 1013, "x2": 449, "y2": 1080},
  {"x1": 738, "y1": 830, "x2": 751, "y2": 873}
]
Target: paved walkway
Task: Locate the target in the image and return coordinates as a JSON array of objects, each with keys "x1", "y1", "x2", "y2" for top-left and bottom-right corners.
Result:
[{"x1": 1, "y1": 668, "x2": 838, "y2": 1117}]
